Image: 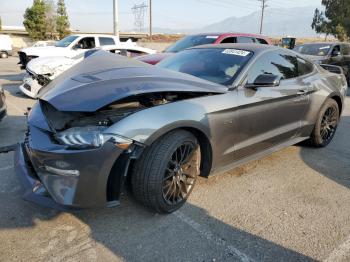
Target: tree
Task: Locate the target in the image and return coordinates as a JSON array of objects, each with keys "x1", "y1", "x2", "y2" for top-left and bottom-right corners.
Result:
[
  {"x1": 311, "y1": 8, "x2": 332, "y2": 40},
  {"x1": 0, "y1": 16, "x2": 2, "y2": 32},
  {"x1": 45, "y1": 0, "x2": 56, "y2": 39},
  {"x1": 23, "y1": 0, "x2": 48, "y2": 40},
  {"x1": 56, "y1": 0, "x2": 70, "y2": 39},
  {"x1": 312, "y1": 0, "x2": 350, "y2": 41}
]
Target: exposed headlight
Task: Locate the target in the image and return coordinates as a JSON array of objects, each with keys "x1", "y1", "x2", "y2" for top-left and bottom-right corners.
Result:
[
  {"x1": 55, "y1": 126, "x2": 132, "y2": 149},
  {"x1": 314, "y1": 60, "x2": 323, "y2": 65}
]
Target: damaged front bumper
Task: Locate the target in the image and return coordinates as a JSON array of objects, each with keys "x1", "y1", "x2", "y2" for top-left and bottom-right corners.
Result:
[
  {"x1": 19, "y1": 74, "x2": 45, "y2": 99},
  {"x1": 14, "y1": 126, "x2": 128, "y2": 210}
]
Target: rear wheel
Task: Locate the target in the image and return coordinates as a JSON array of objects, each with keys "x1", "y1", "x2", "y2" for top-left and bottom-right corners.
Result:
[
  {"x1": 0, "y1": 52, "x2": 8, "y2": 59},
  {"x1": 308, "y1": 99, "x2": 339, "y2": 147},
  {"x1": 131, "y1": 130, "x2": 201, "y2": 213}
]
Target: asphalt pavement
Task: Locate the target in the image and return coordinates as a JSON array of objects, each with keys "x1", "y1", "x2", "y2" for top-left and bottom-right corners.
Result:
[{"x1": 0, "y1": 56, "x2": 350, "y2": 262}]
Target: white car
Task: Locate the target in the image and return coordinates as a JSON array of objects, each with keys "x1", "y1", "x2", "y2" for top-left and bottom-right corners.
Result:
[
  {"x1": 0, "y1": 35, "x2": 13, "y2": 58},
  {"x1": 18, "y1": 34, "x2": 121, "y2": 69},
  {"x1": 19, "y1": 45, "x2": 156, "y2": 98}
]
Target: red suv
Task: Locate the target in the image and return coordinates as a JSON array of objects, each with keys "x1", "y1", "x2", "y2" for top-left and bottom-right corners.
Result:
[{"x1": 136, "y1": 32, "x2": 272, "y2": 65}]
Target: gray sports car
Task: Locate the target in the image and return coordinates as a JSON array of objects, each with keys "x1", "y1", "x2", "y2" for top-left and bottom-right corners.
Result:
[{"x1": 15, "y1": 44, "x2": 347, "y2": 213}]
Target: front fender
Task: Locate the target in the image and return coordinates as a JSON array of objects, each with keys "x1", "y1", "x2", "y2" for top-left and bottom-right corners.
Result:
[{"x1": 105, "y1": 99, "x2": 212, "y2": 145}]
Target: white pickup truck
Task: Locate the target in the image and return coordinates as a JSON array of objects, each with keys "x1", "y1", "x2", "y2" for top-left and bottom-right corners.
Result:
[{"x1": 18, "y1": 34, "x2": 152, "y2": 69}]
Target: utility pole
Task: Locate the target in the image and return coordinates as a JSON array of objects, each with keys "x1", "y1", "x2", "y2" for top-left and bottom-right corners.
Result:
[
  {"x1": 259, "y1": 0, "x2": 267, "y2": 34},
  {"x1": 113, "y1": 0, "x2": 120, "y2": 39},
  {"x1": 149, "y1": 0, "x2": 152, "y2": 38}
]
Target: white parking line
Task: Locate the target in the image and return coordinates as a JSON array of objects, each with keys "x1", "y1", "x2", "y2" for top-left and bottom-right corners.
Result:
[
  {"x1": 173, "y1": 211, "x2": 254, "y2": 262},
  {"x1": 0, "y1": 165, "x2": 13, "y2": 172},
  {"x1": 324, "y1": 234, "x2": 350, "y2": 262}
]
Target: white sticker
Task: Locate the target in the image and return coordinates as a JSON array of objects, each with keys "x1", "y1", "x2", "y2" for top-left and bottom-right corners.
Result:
[
  {"x1": 206, "y1": 36, "x2": 219, "y2": 39},
  {"x1": 222, "y1": 49, "x2": 251, "y2": 56},
  {"x1": 319, "y1": 46, "x2": 330, "y2": 50}
]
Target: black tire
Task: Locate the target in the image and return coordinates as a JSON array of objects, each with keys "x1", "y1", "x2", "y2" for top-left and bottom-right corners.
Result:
[
  {"x1": 0, "y1": 52, "x2": 8, "y2": 59},
  {"x1": 131, "y1": 130, "x2": 201, "y2": 213},
  {"x1": 308, "y1": 98, "x2": 339, "y2": 147}
]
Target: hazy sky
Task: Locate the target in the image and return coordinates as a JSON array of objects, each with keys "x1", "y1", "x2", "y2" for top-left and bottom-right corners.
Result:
[{"x1": 0, "y1": 0, "x2": 322, "y2": 32}]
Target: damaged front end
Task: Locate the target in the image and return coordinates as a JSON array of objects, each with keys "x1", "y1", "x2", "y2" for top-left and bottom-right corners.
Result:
[{"x1": 14, "y1": 51, "x2": 226, "y2": 209}]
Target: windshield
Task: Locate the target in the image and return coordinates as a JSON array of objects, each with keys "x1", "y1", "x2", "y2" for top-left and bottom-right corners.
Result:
[
  {"x1": 165, "y1": 35, "x2": 219, "y2": 53},
  {"x1": 55, "y1": 35, "x2": 79, "y2": 47},
  {"x1": 158, "y1": 48, "x2": 253, "y2": 85},
  {"x1": 294, "y1": 44, "x2": 331, "y2": 56}
]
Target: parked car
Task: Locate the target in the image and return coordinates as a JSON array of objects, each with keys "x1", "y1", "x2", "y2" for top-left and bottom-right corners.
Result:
[
  {"x1": 0, "y1": 35, "x2": 13, "y2": 58},
  {"x1": 294, "y1": 42, "x2": 350, "y2": 82},
  {"x1": 0, "y1": 85, "x2": 6, "y2": 121},
  {"x1": 15, "y1": 44, "x2": 347, "y2": 213},
  {"x1": 18, "y1": 34, "x2": 123, "y2": 69},
  {"x1": 136, "y1": 32, "x2": 272, "y2": 65},
  {"x1": 19, "y1": 44, "x2": 156, "y2": 98}
]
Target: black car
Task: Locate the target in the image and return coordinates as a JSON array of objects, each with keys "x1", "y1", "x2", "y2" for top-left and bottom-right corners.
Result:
[
  {"x1": 294, "y1": 42, "x2": 350, "y2": 82},
  {"x1": 0, "y1": 85, "x2": 6, "y2": 121}
]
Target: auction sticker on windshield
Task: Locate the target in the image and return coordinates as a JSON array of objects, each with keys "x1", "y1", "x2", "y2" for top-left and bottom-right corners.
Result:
[{"x1": 222, "y1": 49, "x2": 251, "y2": 56}]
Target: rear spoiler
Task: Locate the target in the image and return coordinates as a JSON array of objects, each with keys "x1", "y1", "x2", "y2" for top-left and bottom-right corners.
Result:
[{"x1": 320, "y1": 64, "x2": 344, "y2": 75}]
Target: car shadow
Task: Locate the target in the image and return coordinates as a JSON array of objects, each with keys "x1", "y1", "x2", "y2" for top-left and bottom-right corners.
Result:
[
  {"x1": 0, "y1": 73, "x2": 26, "y2": 82},
  {"x1": 0, "y1": 190, "x2": 316, "y2": 262},
  {"x1": 300, "y1": 116, "x2": 350, "y2": 189}
]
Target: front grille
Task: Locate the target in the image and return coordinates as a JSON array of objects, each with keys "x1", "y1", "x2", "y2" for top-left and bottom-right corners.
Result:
[{"x1": 23, "y1": 83, "x2": 31, "y2": 91}]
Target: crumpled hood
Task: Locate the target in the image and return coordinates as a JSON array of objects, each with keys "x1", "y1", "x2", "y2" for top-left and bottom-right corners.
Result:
[
  {"x1": 39, "y1": 51, "x2": 227, "y2": 112},
  {"x1": 136, "y1": 52, "x2": 174, "y2": 65},
  {"x1": 27, "y1": 56, "x2": 76, "y2": 75}
]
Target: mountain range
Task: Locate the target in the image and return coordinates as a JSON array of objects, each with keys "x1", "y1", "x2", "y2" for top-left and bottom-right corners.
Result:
[{"x1": 147, "y1": 6, "x2": 321, "y2": 37}]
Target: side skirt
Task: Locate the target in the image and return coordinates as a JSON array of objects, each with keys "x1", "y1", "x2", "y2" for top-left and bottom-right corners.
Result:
[{"x1": 210, "y1": 136, "x2": 309, "y2": 177}]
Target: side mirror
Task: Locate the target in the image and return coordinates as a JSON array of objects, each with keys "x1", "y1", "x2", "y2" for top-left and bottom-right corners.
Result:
[
  {"x1": 332, "y1": 50, "x2": 341, "y2": 57},
  {"x1": 73, "y1": 43, "x2": 82, "y2": 50},
  {"x1": 246, "y1": 74, "x2": 281, "y2": 89}
]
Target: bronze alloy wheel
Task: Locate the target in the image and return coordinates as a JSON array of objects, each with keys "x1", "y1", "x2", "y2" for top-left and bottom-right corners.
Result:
[
  {"x1": 162, "y1": 142, "x2": 201, "y2": 205},
  {"x1": 320, "y1": 104, "x2": 339, "y2": 144}
]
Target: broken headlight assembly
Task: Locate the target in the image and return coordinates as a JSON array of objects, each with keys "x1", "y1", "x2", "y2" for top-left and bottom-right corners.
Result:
[{"x1": 55, "y1": 126, "x2": 132, "y2": 150}]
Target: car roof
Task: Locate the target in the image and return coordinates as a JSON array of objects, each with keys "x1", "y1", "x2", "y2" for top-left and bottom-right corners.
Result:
[
  {"x1": 190, "y1": 43, "x2": 279, "y2": 54},
  {"x1": 189, "y1": 32, "x2": 269, "y2": 39},
  {"x1": 70, "y1": 34, "x2": 119, "y2": 38},
  {"x1": 298, "y1": 42, "x2": 348, "y2": 46}
]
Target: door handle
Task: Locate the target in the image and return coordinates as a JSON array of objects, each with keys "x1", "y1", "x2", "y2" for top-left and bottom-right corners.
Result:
[{"x1": 297, "y1": 89, "x2": 308, "y2": 95}]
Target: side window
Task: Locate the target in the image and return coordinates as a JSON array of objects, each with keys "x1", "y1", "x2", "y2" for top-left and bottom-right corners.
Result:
[
  {"x1": 237, "y1": 37, "x2": 255, "y2": 43},
  {"x1": 332, "y1": 45, "x2": 340, "y2": 55},
  {"x1": 297, "y1": 57, "x2": 314, "y2": 76},
  {"x1": 220, "y1": 37, "x2": 237, "y2": 44},
  {"x1": 99, "y1": 37, "x2": 116, "y2": 46},
  {"x1": 77, "y1": 37, "x2": 95, "y2": 49},
  {"x1": 256, "y1": 38, "x2": 268, "y2": 45},
  {"x1": 247, "y1": 51, "x2": 298, "y2": 84},
  {"x1": 341, "y1": 44, "x2": 350, "y2": 55}
]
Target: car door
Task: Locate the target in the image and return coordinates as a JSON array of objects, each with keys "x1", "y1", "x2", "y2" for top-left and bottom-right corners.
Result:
[{"x1": 232, "y1": 50, "x2": 310, "y2": 160}]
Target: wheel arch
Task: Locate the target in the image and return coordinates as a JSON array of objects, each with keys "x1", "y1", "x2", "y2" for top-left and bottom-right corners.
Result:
[
  {"x1": 144, "y1": 122, "x2": 213, "y2": 178},
  {"x1": 329, "y1": 94, "x2": 343, "y2": 115}
]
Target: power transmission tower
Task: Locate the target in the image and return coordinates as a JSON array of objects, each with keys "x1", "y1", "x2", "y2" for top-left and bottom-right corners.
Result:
[
  {"x1": 131, "y1": 2, "x2": 148, "y2": 32},
  {"x1": 258, "y1": 0, "x2": 268, "y2": 34}
]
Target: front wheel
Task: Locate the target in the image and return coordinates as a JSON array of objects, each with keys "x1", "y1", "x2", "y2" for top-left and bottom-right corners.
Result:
[
  {"x1": 308, "y1": 99, "x2": 340, "y2": 147},
  {"x1": 131, "y1": 130, "x2": 201, "y2": 213}
]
